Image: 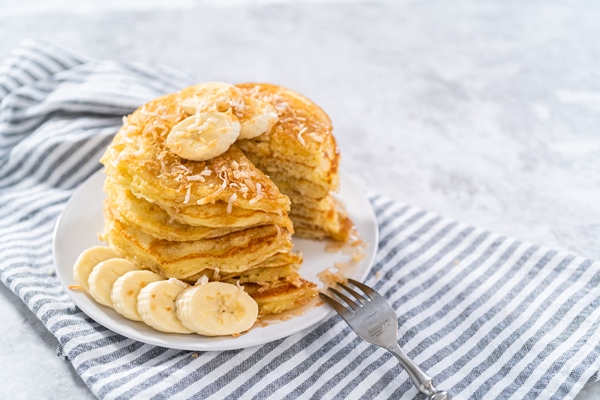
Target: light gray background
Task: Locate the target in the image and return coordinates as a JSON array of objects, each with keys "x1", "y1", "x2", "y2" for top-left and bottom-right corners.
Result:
[{"x1": 1, "y1": 0, "x2": 599, "y2": 398}]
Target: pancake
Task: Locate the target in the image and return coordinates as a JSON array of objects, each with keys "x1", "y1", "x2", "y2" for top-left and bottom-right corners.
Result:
[
  {"x1": 103, "y1": 207, "x2": 294, "y2": 280},
  {"x1": 243, "y1": 276, "x2": 318, "y2": 316},
  {"x1": 291, "y1": 211, "x2": 354, "y2": 242},
  {"x1": 103, "y1": 145, "x2": 292, "y2": 229},
  {"x1": 236, "y1": 83, "x2": 352, "y2": 241},
  {"x1": 183, "y1": 252, "x2": 303, "y2": 283},
  {"x1": 105, "y1": 178, "x2": 247, "y2": 241},
  {"x1": 100, "y1": 92, "x2": 292, "y2": 229},
  {"x1": 97, "y1": 82, "x2": 354, "y2": 317}
]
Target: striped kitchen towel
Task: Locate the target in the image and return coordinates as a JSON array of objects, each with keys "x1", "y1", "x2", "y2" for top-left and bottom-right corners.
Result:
[{"x1": 1, "y1": 39, "x2": 599, "y2": 400}]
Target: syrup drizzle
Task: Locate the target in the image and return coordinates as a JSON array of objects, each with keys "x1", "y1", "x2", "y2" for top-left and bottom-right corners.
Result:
[
  {"x1": 319, "y1": 229, "x2": 369, "y2": 289},
  {"x1": 255, "y1": 297, "x2": 323, "y2": 328}
]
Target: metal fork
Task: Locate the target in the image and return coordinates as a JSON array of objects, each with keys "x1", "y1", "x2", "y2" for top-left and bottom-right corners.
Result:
[{"x1": 320, "y1": 279, "x2": 450, "y2": 400}]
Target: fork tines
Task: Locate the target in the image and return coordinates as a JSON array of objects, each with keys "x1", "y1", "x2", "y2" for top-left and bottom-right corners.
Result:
[{"x1": 320, "y1": 278, "x2": 375, "y2": 314}]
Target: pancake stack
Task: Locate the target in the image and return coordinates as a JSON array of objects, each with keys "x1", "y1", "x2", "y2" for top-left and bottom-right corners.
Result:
[
  {"x1": 236, "y1": 83, "x2": 353, "y2": 241},
  {"x1": 100, "y1": 82, "x2": 351, "y2": 316}
]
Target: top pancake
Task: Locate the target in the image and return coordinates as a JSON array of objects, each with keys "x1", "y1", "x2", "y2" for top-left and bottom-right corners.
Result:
[{"x1": 100, "y1": 90, "x2": 292, "y2": 230}]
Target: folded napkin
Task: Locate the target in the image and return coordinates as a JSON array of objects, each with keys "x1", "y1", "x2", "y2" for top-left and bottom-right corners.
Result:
[{"x1": 1, "y1": 40, "x2": 599, "y2": 400}]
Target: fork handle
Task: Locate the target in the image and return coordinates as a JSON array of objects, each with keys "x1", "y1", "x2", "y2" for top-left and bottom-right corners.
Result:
[{"x1": 388, "y1": 343, "x2": 450, "y2": 400}]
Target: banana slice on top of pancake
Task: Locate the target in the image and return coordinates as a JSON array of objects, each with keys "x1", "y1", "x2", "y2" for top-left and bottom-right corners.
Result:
[
  {"x1": 238, "y1": 96, "x2": 278, "y2": 140},
  {"x1": 166, "y1": 111, "x2": 241, "y2": 161},
  {"x1": 169, "y1": 82, "x2": 278, "y2": 161}
]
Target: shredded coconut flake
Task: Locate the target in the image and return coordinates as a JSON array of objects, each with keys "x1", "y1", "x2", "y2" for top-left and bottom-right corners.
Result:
[
  {"x1": 183, "y1": 185, "x2": 191, "y2": 204},
  {"x1": 257, "y1": 281, "x2": 270, "y2": 293},
  {"x1": 229, "y1": 97, "x2": 245, "y2": 113},
  {"x1": 113, "y1": 151, "x2": 126, "y2": 166},
  {"x1": 244, "y1": 178, "x2": 256, "y2": 191},
  {"x1": 233, "y1": 167, "x2": 250, "y2": 180},
  {"x1": 227, "y1": 193, "x2": 237, "y2": 214},
  {"x1": 140, "y1": 108, "x2": 157, "y2": 116},
  {"x1": 309, "y1": 132, "x2": 324, "y2": 142},
  {"x1": 196, "y1": 275, "x2": 209, "y2": 286},
  {"x1": 297, "y1": 127, "x2": 307, "y2": 146},
  {"x1": 249, "y1": 182, "x2": 264, "y2": 205},
  {"x1": 122, "y1": 135, "x2": 134, "y2": 144},
  {"x1": 275, "y1": 102, "x2": 289, "y2": 112},
  {"x1": 168, "y1": 278, "x2": 189, "y2": 288},
  {"x1": 196, "y1": 169, "x2": 228, "y2": 205},
  {"x1": 187, "y1": 174, "x2": 206, "y2": 182}
]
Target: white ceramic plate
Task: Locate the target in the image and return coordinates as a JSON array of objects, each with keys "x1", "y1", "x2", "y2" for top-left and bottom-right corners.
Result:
[{"x1": 53, "y1": 170, "x2": 378, "y2": 351}]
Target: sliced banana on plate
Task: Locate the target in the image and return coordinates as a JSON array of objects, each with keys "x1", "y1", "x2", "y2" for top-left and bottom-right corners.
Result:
[
  {"x1": 87, "y1": 258, "x2": 139, "y2": 307},
  {"x1": 137, "y1": 279, "x2": 193, "y2": 334},
  {"x1": 111, "y1": 270, "x2": 163, "y2": 321},
  {"x1": 165, "y1": 111, "x2": 241, "y2": 161},
  {"x1": 176, "y1": 281, "x2": 258, "y2": 336},
  {"x1": 73, "y1": 246, "x2": 121, "y2": 292},
  {"x1": 74, "y1": 245, "x2": 260, "y2": 337}
]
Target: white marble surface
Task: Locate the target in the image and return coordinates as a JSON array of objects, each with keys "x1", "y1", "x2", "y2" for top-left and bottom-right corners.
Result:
[{"x1": 1, "y1": 0, "x2": 599, "y2": 399}]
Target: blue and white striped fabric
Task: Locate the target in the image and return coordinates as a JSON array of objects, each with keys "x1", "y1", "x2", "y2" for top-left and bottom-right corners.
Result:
[{"x1": 1, "y1": 40, "x2": 599, "y2": 399}]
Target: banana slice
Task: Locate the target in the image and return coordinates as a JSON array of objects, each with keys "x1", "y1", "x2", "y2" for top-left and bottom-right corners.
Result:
[
  {"x1": 179, "y1": 82, "x2": 246, "y2": 115},
  {"x1": 137, "y1": 279, "x2": 193, "y2": 334},
  {"x1": 176, "y1": 281, "x2": 258, "y2": 336},
  {"x1": 165, "y1": 112, "x2": 241, "y2": 161},
  {"x1": 238, "y1": 98, "x2": 278, "y2": 139},
  {"x1": 73, "y1": 246, "x2": 121, "y2": 292},
  {"x1": 111, "y1": 270, "x2": 163, "y2": 321},
  {"x1": 87, "y1": 258, "x2": 139, "y2": 307}
]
